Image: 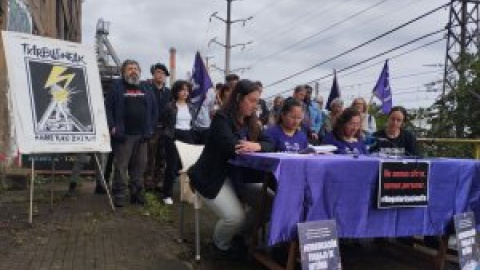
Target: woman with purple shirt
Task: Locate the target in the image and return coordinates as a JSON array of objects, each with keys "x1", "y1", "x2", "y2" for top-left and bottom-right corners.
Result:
[
  {"x1": 265, "y1": 99, "x2": 309, "y2": 152},
  {"x1": 322, "y1": 107, "x2": 368, "y2": 155}
]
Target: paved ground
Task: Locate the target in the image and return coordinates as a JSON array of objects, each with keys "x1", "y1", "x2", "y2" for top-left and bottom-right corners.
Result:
[{"x1": 0, "y1": 179, "x2": 460, "y2": 270}]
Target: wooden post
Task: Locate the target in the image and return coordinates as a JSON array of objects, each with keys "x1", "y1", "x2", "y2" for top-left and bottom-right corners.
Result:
[
  {"x1": 45, "y1": 0, "x2": 57, "y2": 37},
  {"x1": 24, "y1": 0, "x2": 46, "y2": 35},
  {"x1": 475, "y1": 142, "x2": 480, "y2": 159},
  {"x1": 0, "y1": 0, "x2": 10, "y2": 157}
]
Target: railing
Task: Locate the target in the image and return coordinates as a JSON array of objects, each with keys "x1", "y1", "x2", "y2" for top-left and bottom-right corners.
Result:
[{"x1": 417, "y1": 138, "x2": 480, "y2": 159}]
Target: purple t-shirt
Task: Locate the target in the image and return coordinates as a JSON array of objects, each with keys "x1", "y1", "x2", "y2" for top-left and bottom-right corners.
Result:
[
  {"x1": 265, "y1": 125, "x2": 309, "y2": 152},
  {"x1": 322, "y1": 132, "x2": 367, "y2": 155}
]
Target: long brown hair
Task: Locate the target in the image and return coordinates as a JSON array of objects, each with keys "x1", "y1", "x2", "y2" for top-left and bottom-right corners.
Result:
[
  {"x1": 221, "y1": 79, "x2": 261, "y2": 141},
  {"x1": 332, "y1": 107, "x2": 362, "y2": 140}
]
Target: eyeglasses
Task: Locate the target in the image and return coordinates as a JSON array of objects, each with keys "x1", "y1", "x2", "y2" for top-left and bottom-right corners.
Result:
[{"x1": 285, "y1": 115, "x2": 304, "y2": 121}]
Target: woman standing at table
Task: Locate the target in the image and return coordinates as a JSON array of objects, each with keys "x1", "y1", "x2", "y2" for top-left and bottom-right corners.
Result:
[
  {"x1": 188, "y1": 79, "x2": 273, "y2": 260},
  {"x1": 370, "y1": 106, "x2": 417, "y2": 156},
  {"x1": 322, "y1": 107, "x2": 368, "y2": 154},
  {"x1": 265, "y1": 98, "x2": 309, "y2": 152}
]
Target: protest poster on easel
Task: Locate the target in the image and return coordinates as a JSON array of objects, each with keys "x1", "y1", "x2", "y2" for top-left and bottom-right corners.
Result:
[
  {"x1": 2, "y1": 31, "x2": 110, "y2": 153},
  {"x1": 454, "y1": 212, "x2": 480, "y2": 270},
  {"x1": 1, "y1": 31, "x2": 113, "y2": 221},
  {"x1": 298, "y1": 220, "x2": 342, "y2": 270}
]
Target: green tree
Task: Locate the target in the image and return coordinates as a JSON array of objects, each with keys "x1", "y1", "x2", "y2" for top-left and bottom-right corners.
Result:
[{"x1": 423, "y1": 53, "x2": 480, "y2": 158}]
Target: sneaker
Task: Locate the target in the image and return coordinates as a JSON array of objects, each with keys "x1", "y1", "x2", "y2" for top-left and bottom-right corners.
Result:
[
  {"x1": 204, "y1": 242, "x2": 247, "y2": 261},
  {"x1": 163, "y1": 197, "x2": 173, "y2": 205}
]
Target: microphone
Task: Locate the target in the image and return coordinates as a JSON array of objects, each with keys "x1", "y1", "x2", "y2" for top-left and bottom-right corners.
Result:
[{"x1": 373, "y1": 136, "x2": 418, "y2": 158}]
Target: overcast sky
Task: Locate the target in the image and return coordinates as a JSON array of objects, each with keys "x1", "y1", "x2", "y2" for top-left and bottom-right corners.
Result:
[{"x1": 82, "y1": 0, "x2": 449, "y2": 109}]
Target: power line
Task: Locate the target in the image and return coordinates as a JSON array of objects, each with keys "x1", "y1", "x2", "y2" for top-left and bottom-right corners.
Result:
[
  {"x1": 267, "y1": 70, "x2": 442, "y2": 101},
  {"x1": 264, "y1": 2, "x2": 450, "y2": 88},
  {"x1": 240, "y1": 0, "x2": 423, "y2": 61},
  {"x1": 248, "y1": 0, "x2": 391, "y2": 68},
  {"x1": 339, "y1": 38, "x2": 445, "y2": 78},
  {"x1": 250, "y1": 0, "x2": 290, "y2": 18},
  {"x1": 249, "y1": 0, "x2": 350, "y2": 49},
  {"x1": 264, "y1": 29, "x2": 446, "y2": 99},
  {"x1": 337, "y1": 70, "x2": 442, "y2": 90},
  {"x1": 301, "y1": 0, "x2": 427, "y2": 50},
  {"x1": 310, "y1": 30, "x2": 446, "y2": 83}
]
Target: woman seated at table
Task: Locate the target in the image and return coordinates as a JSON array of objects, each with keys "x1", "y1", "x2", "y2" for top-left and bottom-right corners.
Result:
[
  {"x1": 265, "y1": 98, "x2": 309, "y2": 152},
  {"x1": 322, "y1": 107, "x2": 367, "y2": 155},
  {"x1": 370, "y1": 106, "x2": 417, "y2": 157},
  {"x1": 188, "y1": 79, "x2": 274, "y2": 260}
]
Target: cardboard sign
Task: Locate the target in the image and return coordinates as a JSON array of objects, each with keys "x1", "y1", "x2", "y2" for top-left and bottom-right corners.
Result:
[
  {"x1": 2, "y1": 31, "x2": 111, "y2": 154},
  {"x1": 377, "y1": 161, "x2": 430, "y2": 208},
  {"x1": 298, "y1": 220, "x2": 342, "y2": 270},
  {"x1": 454, "y1": 212, "x2": 480, "y2": 270}
]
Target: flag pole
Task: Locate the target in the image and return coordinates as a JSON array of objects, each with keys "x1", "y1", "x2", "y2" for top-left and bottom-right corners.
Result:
[{"x1": 367, "y1": 93, "x2": 375, "y2": 114}]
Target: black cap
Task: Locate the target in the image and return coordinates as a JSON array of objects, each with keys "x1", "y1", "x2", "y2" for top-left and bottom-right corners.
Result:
[{"x1": 150, "y1": 63, "x2": 170, "y2": 76}]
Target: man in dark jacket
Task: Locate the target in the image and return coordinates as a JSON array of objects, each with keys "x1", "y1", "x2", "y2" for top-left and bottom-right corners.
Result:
[
  {"x1": 144, "y1": 63, "x2": 171, "y2": 191},
  {"x1": 106, "y1": 59, "x2": 158, "y2": 207}
]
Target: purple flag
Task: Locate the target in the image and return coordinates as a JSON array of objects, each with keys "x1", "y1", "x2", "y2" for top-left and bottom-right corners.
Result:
[
  {"x1": 373, "y1": 60, "x2": 393, "y2": 114},
  {"x1": 326, "y1": 70, "x2": 341, "y2": 111},
  {"x1": 191, "y1": 51, "x2": 213, "y2": 105}
]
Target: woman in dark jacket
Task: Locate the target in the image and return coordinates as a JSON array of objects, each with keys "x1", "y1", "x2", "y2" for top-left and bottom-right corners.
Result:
[
  {"x1": 188, "y1": 79, "x2": 273, "y2": 259},
  {"x1": 370, "y1": 106, "x2": 417, "y2": 156},
  {"x1": 161, "y1": 80, "x2": 195, "y2": 204}
]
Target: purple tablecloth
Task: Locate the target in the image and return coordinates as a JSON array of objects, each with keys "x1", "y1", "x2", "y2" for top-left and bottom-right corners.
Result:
[{"x1": 232, "y1": 153, "x2": 480, "y2": 245}]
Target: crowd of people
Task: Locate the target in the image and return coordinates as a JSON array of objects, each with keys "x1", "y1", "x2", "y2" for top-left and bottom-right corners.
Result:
[{"x1": 67, "y1": 58, "x2": 418, "y2": 260}]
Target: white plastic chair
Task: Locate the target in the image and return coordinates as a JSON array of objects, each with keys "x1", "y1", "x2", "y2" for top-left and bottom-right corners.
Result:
[{"x1": 175, "y1": 140, "x2": 204, "y2": 261}]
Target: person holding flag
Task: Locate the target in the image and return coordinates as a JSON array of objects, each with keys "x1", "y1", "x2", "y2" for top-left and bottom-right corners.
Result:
[{"x1": 190, "y1": 52, "x2": 215, "y2": 144}]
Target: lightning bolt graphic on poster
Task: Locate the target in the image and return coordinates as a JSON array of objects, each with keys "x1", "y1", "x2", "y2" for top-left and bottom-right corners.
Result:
[{"x1": 2, "y1": 31, "x2": 111, "y2": 154}]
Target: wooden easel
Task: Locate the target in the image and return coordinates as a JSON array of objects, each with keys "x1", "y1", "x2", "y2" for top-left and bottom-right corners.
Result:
[{"x1": 28, "y1": 152, "x2": 115, "y2": 224}]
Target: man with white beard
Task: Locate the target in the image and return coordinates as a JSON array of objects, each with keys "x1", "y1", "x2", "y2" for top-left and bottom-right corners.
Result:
[{"x1": 106, "y1": 60, "x2": 158, "y2": 207}]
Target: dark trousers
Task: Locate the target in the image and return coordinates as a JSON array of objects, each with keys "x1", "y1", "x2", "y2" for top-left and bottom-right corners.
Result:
[
  {"x1": 68, "y1": 153, "x2": 103, "y2": 185},
  {"x1": 163, "y1": 129, "x2": 194, "y2": 198},
  {"x1": 193, "y1": 127, "x2": 209, "y2": 145},
  {"x1": 145, "y1": 130, "x2": 166, "y2": 189},
  {"x1": 112, "y1": 135, "x2": 148, "y2": 197}
]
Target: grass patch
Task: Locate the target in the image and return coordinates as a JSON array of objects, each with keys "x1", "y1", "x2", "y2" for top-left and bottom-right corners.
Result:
[{"x1": 142, "y1": 192, "x2": 172, "y2": 222}]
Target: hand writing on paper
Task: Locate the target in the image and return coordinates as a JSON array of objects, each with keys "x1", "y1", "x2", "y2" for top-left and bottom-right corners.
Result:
[{"x1": 235, "y1": 140, "x2": 261, "y2": 154}]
